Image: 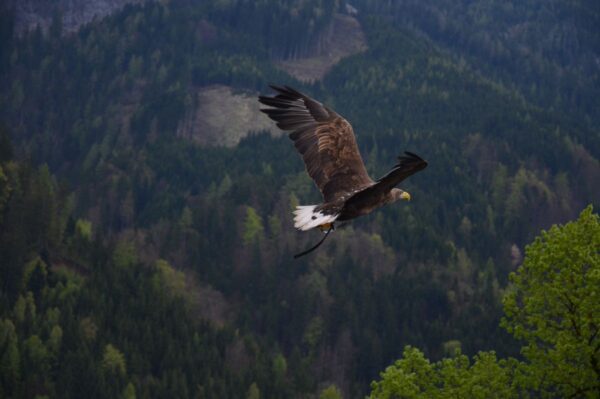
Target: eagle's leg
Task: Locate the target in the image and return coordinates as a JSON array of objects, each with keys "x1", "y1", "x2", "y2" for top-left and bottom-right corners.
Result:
[
  {"x1": 293, "y1": 226, "x2": 334, "y2": 259},
  {"x1": 319, "y1": 222, "x2": 335, "y2": 232}
]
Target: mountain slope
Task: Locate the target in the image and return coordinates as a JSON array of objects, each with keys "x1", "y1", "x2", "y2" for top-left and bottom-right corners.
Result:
[{"x1": 8, "y1": 0, "x2": 147, "y2": 34}]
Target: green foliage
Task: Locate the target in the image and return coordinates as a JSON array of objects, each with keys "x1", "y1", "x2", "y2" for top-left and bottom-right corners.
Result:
[
  {"x1": 153, "y1": 259, "x2": 187, "y2": 298},
  {"x1": 0, "y1": 319, "x2": 20, "y2": 388},
  {"x1": 320, "y1": 384, "x2": 343, "y2": 399},
  {"x1": 206, "y1": 0, "x2": 336, "y2": 58},
  {"x1": 79, "y1": 317, "x2": 98, "y2": 342},
  {"x1": 23, "y1": 335, "x2": 49, "y2": 373},
  {"x1": 243, "y1": 206, "x2": 264, "y2": 246},
  {"x1": 272, "y1": 352, "x2": 288, "y2": 381},
  {"x1": 13, "y1": 292, "x2": 36, "y2": 325},
  {"x1": 47, "y1": 325, "x2": 63, "y2": 353},
  {"x1": 246, "y1": 382, "x2": 260, "y2": 399},
  {"x1": 370, "y1": 206, "x2": 600, "y2": 398},
  {"x1": 352, "y1": 0, "x2": 600, "y2": 137},
  {"x1": 112, "y1": 241, "x2": 138, "y2": 269},
  {"x1": 0, "y1": 158, "x2": 266, "y2": 398},
  {"x1": 303, "y1": 316, "x2": 325, "y2": 350},
  {"x1": 75, "y1": 218, "x2": 93, "y2": 241},
  {"x1": 22, "y1": 256, "x2": 48, "y2": 293},
  {"x1": 122, "y1": 382, "x2": 136, "y2": 399},
  {"x1": 369, "y1": 346, "x2": 517, "y2": 399},
  {"x1": 102, "y1": 344, "x2": 127, "y2": 376},
  {"x1": 502, "y1": 205, "x2": 600, "y2": 397}
]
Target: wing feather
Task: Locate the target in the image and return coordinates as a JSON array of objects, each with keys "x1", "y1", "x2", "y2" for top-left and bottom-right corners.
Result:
[
  {"x1": 373, "y1": 151, "x2": 428, "y2": 193},
  {"x1": 259, "y1": 86, "x2": 373, "y2": 202},
  {"x1": 344, "y1": 152, "x2": 427, "y2": 206}
]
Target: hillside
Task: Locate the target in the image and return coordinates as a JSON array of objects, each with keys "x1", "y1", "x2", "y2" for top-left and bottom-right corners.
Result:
[
  {"x1": 7, "y1": 0, "x2": 146, "y2": 34},
  {"x1": 176, "y1": 85, "x2": 279, "y2": 147},
  {"x1": 0, "y1": 1, "x2": 598, "y2": 398},
  {"x1": 352, "y1": 0, "x2": 600, "y2": 132},
  {"x1": 277, "y1": 13, "x2": 367, "y2": 82}
]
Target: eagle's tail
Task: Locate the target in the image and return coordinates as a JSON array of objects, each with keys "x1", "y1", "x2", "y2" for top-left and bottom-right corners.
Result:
[{"x1": 293, "y1": 205, "x2": 338, "y2": 231}]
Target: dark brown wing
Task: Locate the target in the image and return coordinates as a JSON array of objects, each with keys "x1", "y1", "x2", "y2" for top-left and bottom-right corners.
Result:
[
  {"x1": 345, "y1": 151, "x2": 428, "y2": 207},
  {"x1": 259, "y1": 85, "x2": 373, "y2": 202},
  {"x1": 372, "y1": 151, "x2": 428, "y2": 193}
]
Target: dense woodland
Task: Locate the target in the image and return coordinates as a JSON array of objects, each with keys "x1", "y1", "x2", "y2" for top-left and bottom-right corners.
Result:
[{"x1": 0, "y1": 0, "x2": 598, "y2": 397}]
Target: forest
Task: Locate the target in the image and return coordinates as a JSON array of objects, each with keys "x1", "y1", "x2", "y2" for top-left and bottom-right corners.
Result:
[{"x1": 0, "y1": 0, "x2": 598, "y2": 397}]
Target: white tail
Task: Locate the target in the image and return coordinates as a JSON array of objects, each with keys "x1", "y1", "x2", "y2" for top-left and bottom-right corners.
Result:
[{"x1": 293, "y1": 205, "x2": 338, "y2": 231}]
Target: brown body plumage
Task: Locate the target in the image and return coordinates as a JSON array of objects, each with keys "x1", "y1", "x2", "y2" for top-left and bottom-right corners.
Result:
[{"x1": 259, "y1": 85, "x2": 427, "y2": 233}]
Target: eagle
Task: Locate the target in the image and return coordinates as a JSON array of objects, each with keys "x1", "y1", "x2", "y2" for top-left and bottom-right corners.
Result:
[{"x1": 259, "y1": 85, "x2": 427, "y2": 257}]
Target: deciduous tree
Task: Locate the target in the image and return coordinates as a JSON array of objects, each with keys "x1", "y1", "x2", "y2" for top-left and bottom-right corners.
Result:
[{"x1": 502, "y1": 205, "x2": 599, "y2": 397}]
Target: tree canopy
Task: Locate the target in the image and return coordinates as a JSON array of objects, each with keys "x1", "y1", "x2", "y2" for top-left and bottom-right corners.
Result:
[
  {"x1": 370, "y1": 206, "x2": 600, "y2": 398},
  {"x1": 503, "y1": 205, "x2": 600, "y2": 398}
]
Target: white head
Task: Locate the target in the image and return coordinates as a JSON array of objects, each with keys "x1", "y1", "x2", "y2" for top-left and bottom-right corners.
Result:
[{"x1": 389, "y1": 188, "x2": 411, "y2": 203}]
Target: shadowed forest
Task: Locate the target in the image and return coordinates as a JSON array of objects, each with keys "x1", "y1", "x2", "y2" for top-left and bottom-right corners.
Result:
[{"x1": 0, "y1": 0, "x2": 598, "y2": 397}]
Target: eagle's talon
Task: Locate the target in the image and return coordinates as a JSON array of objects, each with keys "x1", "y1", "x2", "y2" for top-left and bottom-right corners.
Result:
[{"x1": 319, "y1": 223, "x2": 334, "y2": 232}]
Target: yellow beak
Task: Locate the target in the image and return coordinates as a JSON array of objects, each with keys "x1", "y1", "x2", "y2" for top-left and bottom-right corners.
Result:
[{"x1": 400, "y1": 191, "x2": 411, "y2": 201}]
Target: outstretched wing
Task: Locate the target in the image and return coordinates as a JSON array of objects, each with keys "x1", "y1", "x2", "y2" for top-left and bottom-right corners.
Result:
[
  {"x1": 259, "y1": 85, "x2": 373, "y2": 202},
  {"x1": 373, "y1": 151, "x2": 428, "y2": 193},
  {"x1": 343, "y1": 152, "x2": 427, "y2": 206}
]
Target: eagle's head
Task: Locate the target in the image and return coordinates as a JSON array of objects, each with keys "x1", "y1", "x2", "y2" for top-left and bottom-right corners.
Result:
[{"x1": 390, "y1": 188, "x2": 411, "y2": 203}]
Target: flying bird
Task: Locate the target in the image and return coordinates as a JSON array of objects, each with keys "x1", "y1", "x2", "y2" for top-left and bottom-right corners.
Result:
[{"x1": 259, "y1": 85, "x2": 427, "y2": 257}]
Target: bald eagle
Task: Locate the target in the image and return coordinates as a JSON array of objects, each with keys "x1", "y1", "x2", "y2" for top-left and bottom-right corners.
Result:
[{"x1": 259, "y1": 85, "x2": 427, "y2": 257}]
